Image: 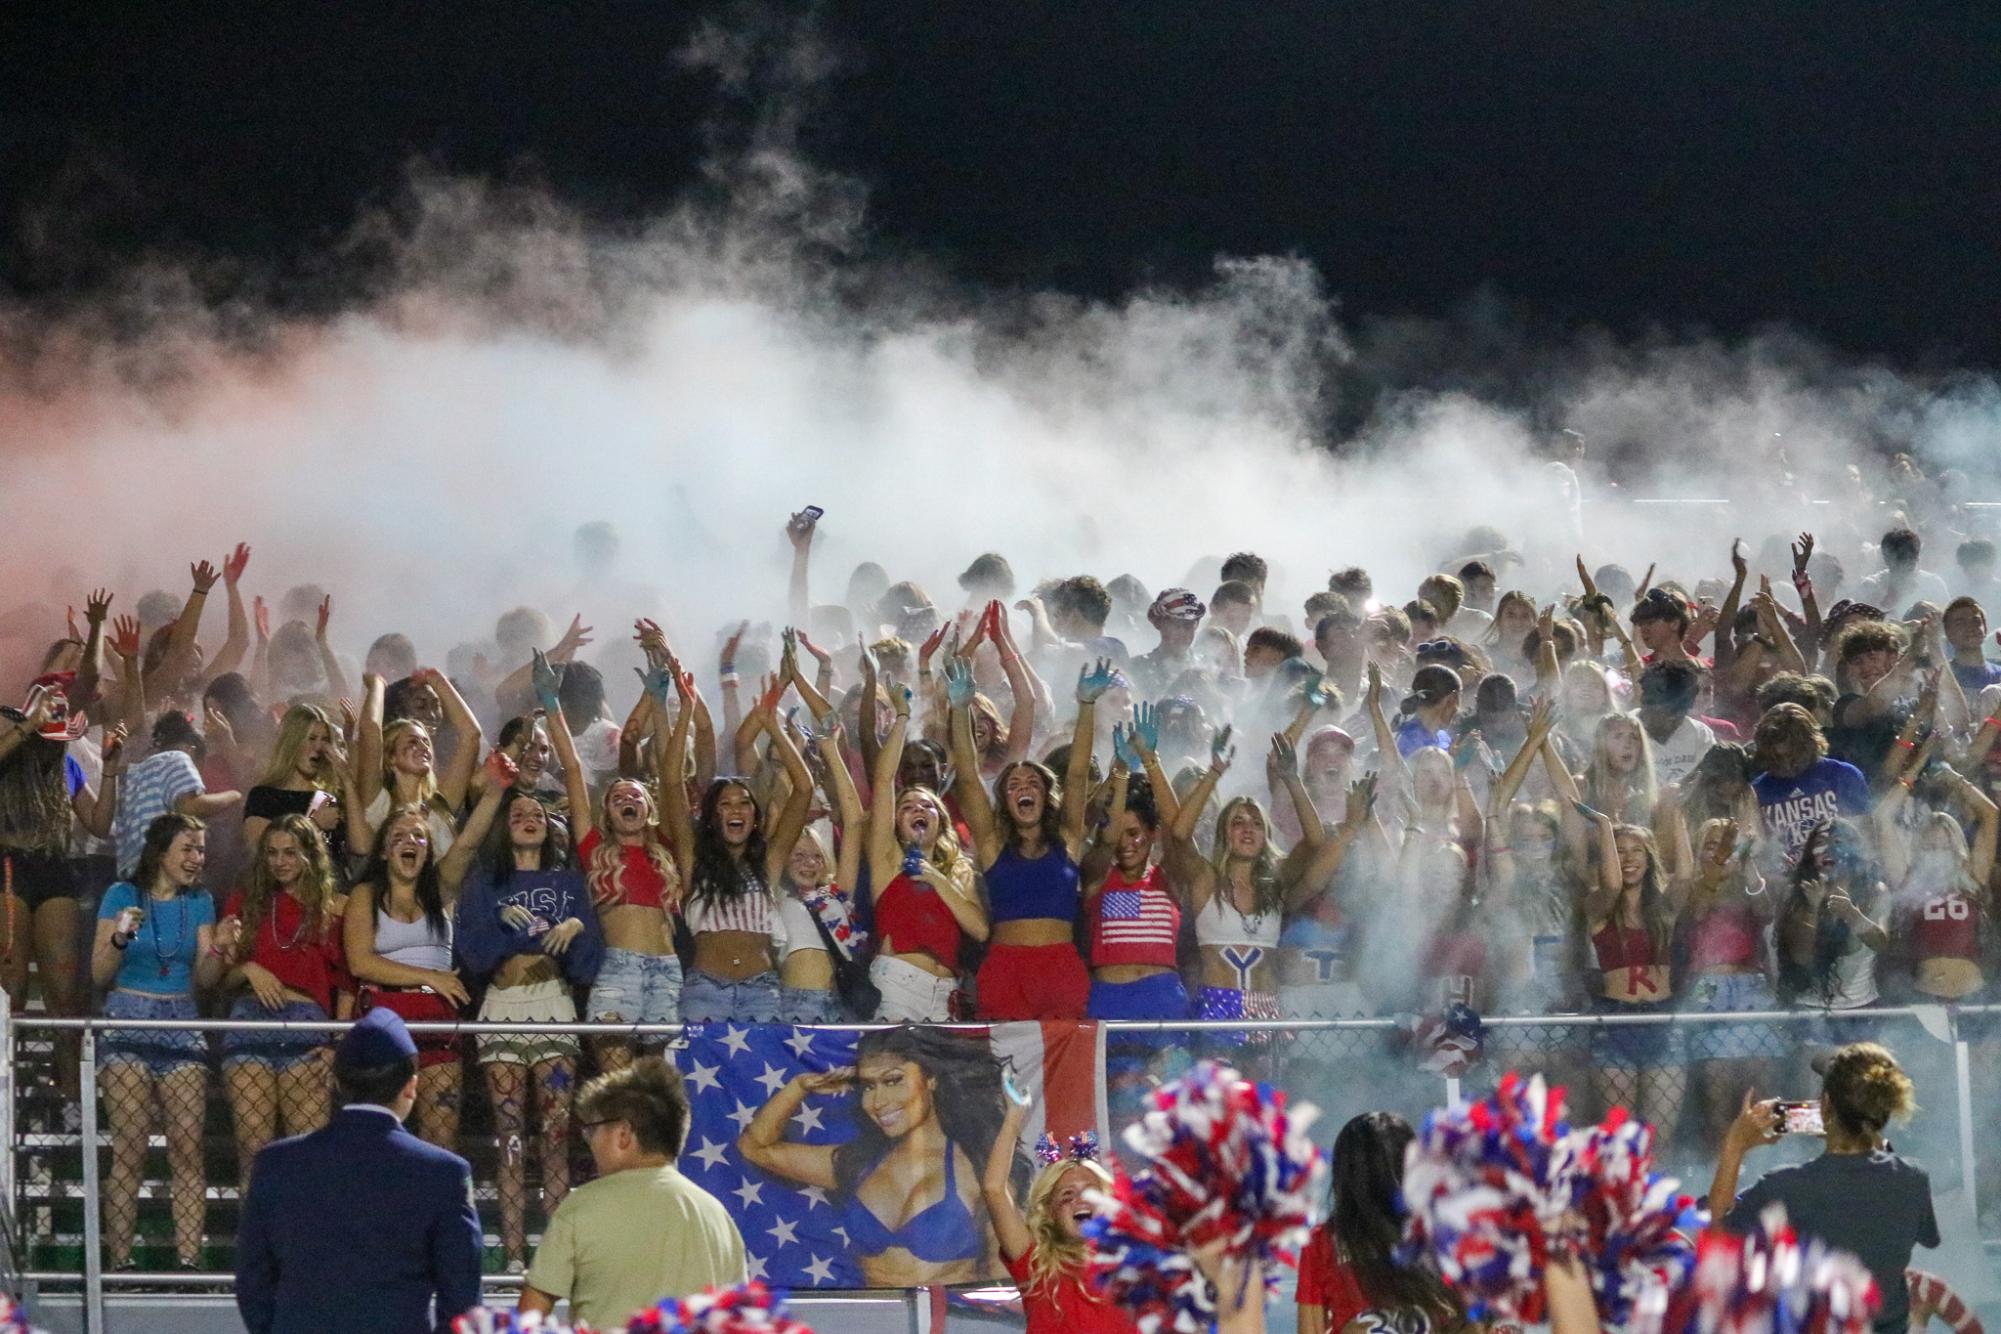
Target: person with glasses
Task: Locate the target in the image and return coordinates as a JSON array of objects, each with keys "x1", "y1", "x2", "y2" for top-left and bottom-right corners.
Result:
[{"x1": 520, "y1": 1058, "x2": 744, "y2": 1327}]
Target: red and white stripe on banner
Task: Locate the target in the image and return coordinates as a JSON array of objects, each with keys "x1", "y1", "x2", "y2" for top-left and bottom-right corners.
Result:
[{"x1": 987, "y1": 1019, "x2": 1109, "y2": 1159}]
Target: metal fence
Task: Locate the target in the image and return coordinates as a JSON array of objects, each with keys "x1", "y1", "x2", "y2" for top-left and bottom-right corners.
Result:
[{"x1": 8, "y1": 1002, "x2": 1998, "y2": 1334}]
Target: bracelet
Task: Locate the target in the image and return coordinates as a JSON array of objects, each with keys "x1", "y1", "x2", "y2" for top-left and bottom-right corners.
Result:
[
  {"x1": 111, "y1": 935, "x2": 130, "y2": 951},
  {"x1": 1895, "y1": 737, "x2": 1917, "y2": 749},
  {"x1": 719, "y1": 673, "x2": 740, "y2": 688}
]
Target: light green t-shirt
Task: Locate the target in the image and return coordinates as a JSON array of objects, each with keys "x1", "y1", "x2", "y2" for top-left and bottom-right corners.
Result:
[{"x1": 526, "y1": 1163, "x2": 746, "y2": 1326}]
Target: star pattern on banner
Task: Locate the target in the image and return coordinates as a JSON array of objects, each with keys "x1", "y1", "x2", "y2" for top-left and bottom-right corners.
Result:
[{"x1": 674, "y1": 1022, "x2": 863, "y2": 1289}]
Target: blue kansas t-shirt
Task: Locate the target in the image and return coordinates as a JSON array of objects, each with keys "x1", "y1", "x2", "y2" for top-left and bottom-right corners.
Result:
[{"x1": 1753, "y1": 758, "x2": 1871, "y2": 860}]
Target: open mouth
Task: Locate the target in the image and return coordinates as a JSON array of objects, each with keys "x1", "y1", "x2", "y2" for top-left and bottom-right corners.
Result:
[
  {"x1": 1071, "y1": 1209, "x2": 1093, "y2": 1225},
  {"x1": 1013, "y1": 796, "x2": 1036, "y2": 816},
  {"x1": 615, "y1": 803, "x2": 641, "y2": 822},
  {"x1": 395, "y1": 848, "x2": 423, "y2": 872},
  {"x1": 724, "y1": 816, "x2": 749, "y2": 837}
]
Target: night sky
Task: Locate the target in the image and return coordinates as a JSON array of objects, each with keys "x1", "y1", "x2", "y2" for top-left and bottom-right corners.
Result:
[{"x1": 4, "y1": 2, "x2": 1998, "y2": 365}]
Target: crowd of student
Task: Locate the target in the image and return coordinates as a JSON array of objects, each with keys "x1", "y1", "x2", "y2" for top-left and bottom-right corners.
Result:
[{"x1": 5, "y1": 471, "x2": 2001, "y2": 1275}]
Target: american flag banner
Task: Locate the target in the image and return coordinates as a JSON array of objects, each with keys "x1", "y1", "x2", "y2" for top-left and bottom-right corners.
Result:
[{"x1": 672, "y1": 1020, "x2": 1107, "y2": 1291}]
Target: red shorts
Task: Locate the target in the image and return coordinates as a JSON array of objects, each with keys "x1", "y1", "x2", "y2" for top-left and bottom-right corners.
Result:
[
  {"x1": 976, "y1": 942, "x2": 1090, "y2": 1021},
  {"x1": 358, "y1": 987, "x2": 462, "y2": 1070}
]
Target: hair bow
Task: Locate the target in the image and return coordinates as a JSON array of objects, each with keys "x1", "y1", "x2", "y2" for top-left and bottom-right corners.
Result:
[{"x1": 1034, "y1": 1130, "x2": 1102, "y2": 1166}]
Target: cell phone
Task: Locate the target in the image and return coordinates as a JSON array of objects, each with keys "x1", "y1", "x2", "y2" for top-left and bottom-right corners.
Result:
[
  {"x1": 801, "y1": 506, "x2": 824, "y2": 522},
  {"x1": 1775, "y1": 1100, "x2": 1824, "y2": 1136}
]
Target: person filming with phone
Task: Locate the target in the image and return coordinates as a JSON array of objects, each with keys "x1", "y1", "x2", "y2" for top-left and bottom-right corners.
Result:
[{"x1": 1708, "y1": 1042, "x2": 1940, "y2": 1332}]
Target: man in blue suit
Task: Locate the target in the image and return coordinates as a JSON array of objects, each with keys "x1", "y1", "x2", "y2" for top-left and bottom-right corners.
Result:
[{"x1": 236, "y1": 1009, "x2": 484, "y2": 1334}]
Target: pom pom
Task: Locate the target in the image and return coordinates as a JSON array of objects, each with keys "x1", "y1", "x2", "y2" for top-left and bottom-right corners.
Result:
[
  {"x1": 1399, "y1": 1070, "x2": 1580, "y2": 1324},
  {"x1": 451, "y1": 1311, "x2": 565, "y2": 1334},
  {"x1": 627, "y1": 1282, "x2": 814, "y2": 1334},
  {"x1": 1034, "y1": 1130, "x2": 1103, "y2": 1166},
  {"x1": 1571, "y1": 1107, "x2": 1697, "y2": 1326},
  {"x1": 1035, "y1": 1132, "x2": 1062, "y2": 1166},
  {"x1": 1633, "y1": 1206, "x2": 1878, "y2": 1334},
  {"x1": 0, "y1": 1294, "x2": 41, "y2": 1334},
  {"x1": 1085, "y1": 1060, "x2": 1325, "y2": 1333}
]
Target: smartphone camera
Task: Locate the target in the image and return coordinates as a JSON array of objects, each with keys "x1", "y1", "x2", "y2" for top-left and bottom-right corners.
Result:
[{"x1": 1775, "y1": 1100, "x2": 1825, "y2": 1136}]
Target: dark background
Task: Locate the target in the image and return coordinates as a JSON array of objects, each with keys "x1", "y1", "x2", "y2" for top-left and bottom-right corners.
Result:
[{"x1": 4, "y1": 2, "x2": 1998, "y2": 364}]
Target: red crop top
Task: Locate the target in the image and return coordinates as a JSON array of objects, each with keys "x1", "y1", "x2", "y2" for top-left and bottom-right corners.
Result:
[
  {"x1": 1913, "y1": 892, "x2": 1980, "y2": 964},
  {"x1": 1592, "y1": 921, "x2": 1665, "y2": 996},
  {"x1": 875, "y1": 872, "x2": 963, "y2": 971},
  {"x1": 1090, "y1": 864, "x2": 1180, "y2": 969},
  {"x1": 579, "y1": 828, "x2": 672, "y2": 910},
  {"x1": 1687, "y1": 902, "x2": 1759, "y2": 969},
  {"x1": 222, "y1": 890, "x2": 350, "y2": 1015}
]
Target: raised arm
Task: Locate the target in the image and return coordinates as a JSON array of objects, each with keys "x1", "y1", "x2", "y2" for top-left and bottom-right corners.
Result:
[
  {"x1": 868, "y1": 689, "x2": 912, "y2": 889},
  {"x1": 785, "y1": 509, "x2": 817, "y2": 632},
  {"x1": 1951, "y1": 767, "x2": 1998, "y2": 887},
  {"x1": 989, "y1": 602, "x2": 1040, "y2": 766},
  {"x1": 534, "y1": 651, "x2": 593, "y2": 835},
  {"x1": 311, "y1": 596, "x2": 352, "y2": 701},
  {"x1": 1582, "y1": 808, "x2": 1622, "y2": 924},
  {"x1": 152, "y1": 560, "x2": 219, "y2": 704},
  {"x1": 1490, "y1": 698, "x2": 1557, "y2": 816},
  {"x1": 205, "y1": 544, "x2": 253, "y2": 684},
  {"x1": 759, "y1": 695, "x2": 817, "y2": 884},
  {"x1": 77, "y1": 588, "x2": 111, "y2": 708},
  {"x1": 718, "y1": 620, "x2": 749, "y2": 748},
  {"x1": 74, "y1": 725, "x2": 127, "y2": 839},
  {"x1": 1063, "y1": 659, "x2": 1114, "y2": 853},
  {"x1": 1363, "y1": 662, "x2": 1407, "y2": 790},
  {"x1": 658, "y1": 661, "x2": 699, "y2": 883},
  {"x1": 438, "y1": 756, "x2": 516, "y2": 891},
  {"x1": 857, "y1": 644, "x2": 884, "y2": 777},
  {"x1": 737, "y1": 1070, "x2": 845, "y2": 1188},
  {"x1": 946, "y1": 659, "x2": 1002, "y2": 865},
  {"x1": 1294, "y1": 773, "x2": 1376, "y2": 899},
  {"x1": 983, "y1": 1082, "x2": 1034, "y2": 1264},
  {"x1": 816, "y1": 721, "x2": 865, "y2": 891},
  {"x1": 1267, "y1": 732, "x2": 1323, "y2": 850},
  {"x1": 423, "y1": 666, "x2": 484, "y2": 809},
  {"x1": 1171, "y1": 727, "x2": 1232, "y2": 848},
  {"x1": 355, "y1": 673, "x2": 387, "y2": 810},
  {"x1": 1790, "y1": 533, "x2": 1824, "y2": 666}
]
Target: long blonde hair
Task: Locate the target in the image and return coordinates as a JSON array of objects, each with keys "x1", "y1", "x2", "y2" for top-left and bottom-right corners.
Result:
[
  {"x1": 1209, "y1": 795, "x2": 1284, "y2": 917},
  {"x1": 380, "y1": 718, "x2": 441, "y2": 807},
  {"x1": 586, "y1": 779, "x2": 680, "y2": 910},
  {"x1": 239, "y1": 814, "x2": 341, "y2": 956},
  {"x1": 1023, "y1": 1158, "x2": 1115, "y2": 1308},
  {"x1": 1584, "y1": 712, "x2": 1658, "y2": 823},
  {"x1": 256, "y1": 704, "x2": 338, "y2": 791}
]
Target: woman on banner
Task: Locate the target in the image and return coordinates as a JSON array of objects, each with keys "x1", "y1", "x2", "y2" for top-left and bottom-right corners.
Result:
[{"x1": 738, "y1": 1024, "x2": 1014, "y2": 1286}]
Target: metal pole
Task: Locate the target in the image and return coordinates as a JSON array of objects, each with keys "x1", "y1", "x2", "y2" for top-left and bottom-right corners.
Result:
[
  {"x1": 1954, "y1": 1037, "x2": 1978, "y2": 1212},
  {"x1": 0, "y1": 986, "x2": 13, "y2": 1260},
  {"x1": 79, "y1": 1024, "x2": 101, "y2": 1334}
]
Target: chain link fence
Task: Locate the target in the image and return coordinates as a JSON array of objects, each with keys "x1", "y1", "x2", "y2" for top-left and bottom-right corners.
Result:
[{"x1": 6, "y1": 1005, "x2": 1995, "y2": 1331}]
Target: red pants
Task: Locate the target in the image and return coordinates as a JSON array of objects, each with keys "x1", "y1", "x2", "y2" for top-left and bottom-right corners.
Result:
[{"x1": 976, "y1": 942, "x2": 1090, "y2": 1020}]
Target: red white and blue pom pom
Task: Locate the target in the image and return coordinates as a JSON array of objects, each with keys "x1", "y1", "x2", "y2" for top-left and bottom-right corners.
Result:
[
  {"x1": 1632, "y1": 1206, "x2": 1878, "y2": 1334},
  {"x1": 1084, "y1": 1060, "x2": 1325, "y2": 1333},
  {"x1": 1571, "y1": 1106, "x2": 1697, "y2": 1326},
  {"x1": 452, "y1": 1282, "x2": 812, "y2": 1334},
  {"x1": 0, "y1": 1294, "x2": 40, "y2": 1334},
  {"x1": 626, "y1": 1283, "x2": 813, "y2": 1334},
  {"x1": 1036, "y1": 1130, "x2": 1103, "y2": 1166},
  {"x1": 1399, "y1": 1071, "x2": 1581, "y2": 1324}
]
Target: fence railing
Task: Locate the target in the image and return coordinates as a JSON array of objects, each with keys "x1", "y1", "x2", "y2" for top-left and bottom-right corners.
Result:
[{"x1": 9, "y1": 1003, "x2": 1996, "y2": 1334}]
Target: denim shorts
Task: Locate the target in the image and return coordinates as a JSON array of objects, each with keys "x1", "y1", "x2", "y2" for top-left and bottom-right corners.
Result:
[
  {"x1": 780, "y1": 986, "x2": 846, "y2": 1024},
  {"x1": 587, "y1": 947, "x2": 683, "y2": 1028},
  {"x1": 102, "y1": 991, "x2": 207, "y2": 1076},
  {"x1": 221, "y1": 996, "x2": 332, "y2": 1073},
  {"x1": 1589, "y1": 995, "x2": 1682, "y2": 1069},
  {"x1": 681, "y1": 969, "x2": 781, "y2": 1023},
  {"x1": 1682, "y1": 972, "x2": 1784, "y2": 1062}
]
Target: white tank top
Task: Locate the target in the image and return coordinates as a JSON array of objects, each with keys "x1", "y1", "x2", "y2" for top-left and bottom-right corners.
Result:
[
  {"x1": 1194, "y1": 892, "x2": 1282, "y2": 949},
  {"x1": 684, "y1": 888, "x2": 787, "y2": 952}
]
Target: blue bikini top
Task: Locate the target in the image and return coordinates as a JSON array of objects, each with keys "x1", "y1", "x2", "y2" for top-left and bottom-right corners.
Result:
[{"x1": 841, "y1": 1142, "x2": 982, "y2": 1263}]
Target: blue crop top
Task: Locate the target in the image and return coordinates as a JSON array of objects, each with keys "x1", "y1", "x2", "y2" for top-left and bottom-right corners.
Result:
[
  {"x1": 985, "y1": 845, "x2": 1080, "y2": 924},
  {"x1": 842, "y1": 1144, "x2": 982, "y2": 1263}
]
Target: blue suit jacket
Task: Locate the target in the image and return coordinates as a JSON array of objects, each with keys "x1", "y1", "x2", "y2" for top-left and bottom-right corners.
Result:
[{"x1": 235, "y1": 1106, "x2": 484, "y2": 1334}]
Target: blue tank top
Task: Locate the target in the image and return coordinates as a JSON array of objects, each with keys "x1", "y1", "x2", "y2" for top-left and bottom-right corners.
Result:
[
  {"x1": 842, "y1": 1143, "x2": 982, "y2": 1263},
  {"x1": 986, "y1": 844, "x2": 1080, "y2": 924}
]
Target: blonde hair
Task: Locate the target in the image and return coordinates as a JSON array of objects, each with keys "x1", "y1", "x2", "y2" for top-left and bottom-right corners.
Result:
[
  {"x1": 1585, "y1": 712, "x2": 1658, "y2": 822},
  {"x1": 240, "y1": 813, "x2": 341, "y2": 951},
  {"x1": 256, "y1": 704, "x2": 338, "y2": 791},
  {"x1": 1022, "y1": 1158, "x2": 1115, "y2": 1310},
  {"x1": 787, "y1": 826, "x2": 834, "y2": 890},
  {"x1": 380, "y1": 718, "x2": 441, "y2": 807},
  {"x1": 900, "y1": 785, "x2": 972, "y2": 884},
  {"x1": 586, "y1": 780, "x2": 680, "y2": 910},
  {"x1": 1209, "y1": 795, "x2": 1284, "y2": 917}
]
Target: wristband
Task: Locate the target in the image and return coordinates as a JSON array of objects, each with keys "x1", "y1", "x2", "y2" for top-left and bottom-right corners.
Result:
[
  {"x1": 111, "y1": 935, "x2": 130, "y2": 951},
  {"x1": 719, "y1": 673, "x2": 741, "y2": 688}
]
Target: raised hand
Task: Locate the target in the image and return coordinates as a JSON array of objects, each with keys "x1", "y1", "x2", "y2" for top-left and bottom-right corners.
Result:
[
  {"x1": 1076, "y1": 657, "x2": 1118, "y2": 704},
  {"x1": 918, "y1": 623, "x2": 951, "y2": 671},
  {"x1": 633, "y1": 618, "x2": 669, "y2": 663},
  {"x1": 224, "y1": 543, "x2": 252, "y2": 586},
  {"x1": 109, "y1": 615, "x2": 142, "y2": 661},
  {"x1": 785, "y1": 508, "x2": 819, "y2": 551},
  {"x1": 190, "y1": 560, "x2": 221, "y2": 594},
  {"x1": 1113, "y1": 722, "x2": 1142, "y2": 772},
  {"x1": 530, "y1": 648, "x2": 562, "y2": 715},
  {"x1": 554, "y1": 614, "x2": 593, "y2": 657},
  {"x1": 636, "y1": 664, "x2": 674, "y2": 707},
  {"x1": 1791, "y1": 532, "x2": 1815, "y2": 578},
  {"x1": 85, "y1": 588, "x2": 112, "y2": 624},
  {"x1": 1267, "y1": 732, "x2": 1299, "y2": 780},
  {"x1": 484, "y1": 750, "x2": 520, "y2": 789},
  {"x1": 1365, "y1": 660, "x2": 1383, "y2": 704},
  {"x1": 755, "y1": 672, "x2": 784, "y2": 717},
  {"x1": 316, "y1": 595, "x2": 333, "y2": 644},
  {"x1": 1730, "y1": 538, "x2": 1748, "y2": 581},
  {"x1": 253, "y1": 596, "x2": 270, "y2": 642},
  {"x1": 1130, "y1": 701, "x2": 1160, "y2": 757},
  {"x1": 944, "y1": 658, "x2": 977, "y2": 709},
  {"x1": 1344, "y1": 772, "x2": 1379, "y2": 825},
  {"x1": 65, "y1": 606, "x2": 81, "y2": 642},
  {"x1": 721, "y1": 620, "x2": 750, "y2": 672},
  {"x1": 1210, "y1": 723, "x2": 1236, "y2": 772},
  {"x1": 205, "y1": 702, "x2": 236, "y2": 747},
  {"x1": 101, "y1": 724, "x2": 130, "y2": 773},
  {"x1": 1526, "y1": 695, "x2": 1556, "y2": 739},
  {"x1": 795, "y1": 630, "x2": 832, "y2": 668}
]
